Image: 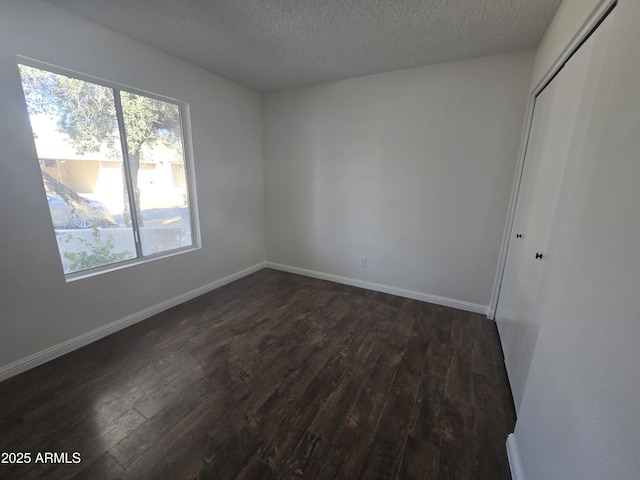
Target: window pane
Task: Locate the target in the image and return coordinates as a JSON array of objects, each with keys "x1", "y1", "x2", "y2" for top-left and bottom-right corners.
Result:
[
  {"x1": 120, "y1": 91, "x2": 192, "y2": 256},
  {"x1": 18, "y1": 65, "x2": 137, "y2": 273}
]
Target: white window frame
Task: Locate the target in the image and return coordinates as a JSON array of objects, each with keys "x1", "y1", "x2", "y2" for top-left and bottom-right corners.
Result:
[{"x1": 18, "y1": 56, "x2": 201, "y2": 280}]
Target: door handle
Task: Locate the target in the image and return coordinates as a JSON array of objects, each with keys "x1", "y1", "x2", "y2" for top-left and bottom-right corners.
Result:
[{"x1": 535, "y1": 252, "x2": 543, "y2": 259}]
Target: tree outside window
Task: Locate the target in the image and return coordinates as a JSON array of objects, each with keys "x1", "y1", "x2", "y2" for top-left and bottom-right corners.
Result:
[{"x1": 19, "y1": 62, "x2": 195, "y2": 274}]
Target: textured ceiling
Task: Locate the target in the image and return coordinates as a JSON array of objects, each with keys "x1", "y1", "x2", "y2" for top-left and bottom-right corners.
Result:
[{"x1": 43, "y1": 0, "x2": 562, "y2": 92}]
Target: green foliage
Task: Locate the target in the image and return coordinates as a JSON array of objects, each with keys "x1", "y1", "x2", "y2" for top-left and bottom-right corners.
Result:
[
  {"x1": 19, "y1": 64, "x2": 184, "y2": 227},
  {"x1": 63, "y1": 227, "x2": 133, "y2": 272},
  {"x1": 19, "y1": 65, "x2": 119, "y2": 156},
  {"x1": 18, "y1": 64, "x2": 182, "y2": 162},
  {"x1": 121, "y1": 91, "x2": 182, "y2": 159}
]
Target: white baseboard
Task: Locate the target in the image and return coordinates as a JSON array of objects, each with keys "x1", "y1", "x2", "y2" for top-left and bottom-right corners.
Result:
[
  {"x1": 265, "y1": 262, "x2": 489, "y2": 315},
  {"x1": 1, "y1": 260, "x2": 489, "y2": 382},
  {"x1": 506, "y1": 433, "x2": 526, "y2": 480},
  {"x1": 0, "y1": 261, "x2": 266, "y2": 382}
]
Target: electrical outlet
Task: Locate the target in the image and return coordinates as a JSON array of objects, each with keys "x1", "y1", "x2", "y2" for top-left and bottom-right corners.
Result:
[{"x1": 359, "y1": 257, "x2": 367, "y2": 268}]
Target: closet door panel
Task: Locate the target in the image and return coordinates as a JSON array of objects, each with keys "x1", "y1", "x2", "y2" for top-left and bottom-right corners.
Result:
[{"x1": 496, "y1": 19, "x2": 602, "y2": 409}]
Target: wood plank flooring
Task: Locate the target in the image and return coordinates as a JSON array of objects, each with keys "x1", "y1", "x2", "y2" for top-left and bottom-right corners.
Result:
[{"x1": 0, "y1": 269, "x2": 515, "y2": 479}]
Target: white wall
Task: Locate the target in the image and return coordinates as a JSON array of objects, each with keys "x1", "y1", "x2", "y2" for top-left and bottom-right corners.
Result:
[
  {"x1": 0, "y1": 0, "x2": 265, "y2": 374},
  {"x1": 263, "y1": 51, "x2": 534, "y2": 311},
  {"x1": 509, "y1": 0, "x2": 640, "y2": 478}
]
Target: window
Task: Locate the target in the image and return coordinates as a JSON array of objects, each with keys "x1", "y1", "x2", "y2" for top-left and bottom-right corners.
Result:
[{"x1": 18, "y1": 62, "x2": 196, "y2": 276}]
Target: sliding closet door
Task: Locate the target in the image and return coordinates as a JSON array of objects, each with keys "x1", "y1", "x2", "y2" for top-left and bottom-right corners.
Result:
[{"x1": 495, "y1": 15, "x2": 607, "y2": 410}]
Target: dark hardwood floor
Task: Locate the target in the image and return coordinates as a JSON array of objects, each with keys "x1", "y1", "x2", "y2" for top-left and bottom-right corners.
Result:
[{"x1": 0, "y1": 269, "x2": 515, "y2": 479}]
